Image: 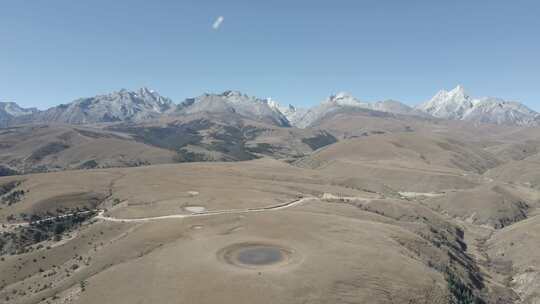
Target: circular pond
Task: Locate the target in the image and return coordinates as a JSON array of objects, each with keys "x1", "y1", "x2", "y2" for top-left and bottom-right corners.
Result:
[{"x1": 219, "y1": 243, "x2": 294, "y2": 268}]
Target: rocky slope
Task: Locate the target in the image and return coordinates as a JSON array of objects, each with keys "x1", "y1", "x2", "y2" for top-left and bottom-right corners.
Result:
[
  {"x1": 267, "y1": 99, "x2": 308, "y2": 127},
  {"x1": 15, "y1": 88, "x2": 174, "y2": 125},
  {"x1": 291, "y1": 92, "x2": 421, "y2": 128},
  {"x1": 172, "y1": 91, "x2": 290, "y2": 127}
]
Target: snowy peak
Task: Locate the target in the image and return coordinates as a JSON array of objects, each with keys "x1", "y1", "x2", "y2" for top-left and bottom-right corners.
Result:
[
  {"x1": 90, "y1": 87, "x2": 173, "y2": 111},
  {"x1": 464, "y1": 97, "x2": 539, "y2": 126},
  {"x1": 136, "y1": 87, "x2": 171, "y2": 107},
  {"x1": 265, "y1": 97, "x2": 281, "y2": 111},
  {"x1": 449, "y1": 85, "x2": 467, "y2": 98},
  {"x1": 264, "y1": 98, "x2": 308, "y2": 127},
  {"x1": 417, "y1": 85, "x2": 473, "y2": 120},
  {"x1": 417, "y1": 86, "x2": 539, "y2": 126},
  {"x1": 108, "y1": 87, "x2": 172, "y2": 110}
]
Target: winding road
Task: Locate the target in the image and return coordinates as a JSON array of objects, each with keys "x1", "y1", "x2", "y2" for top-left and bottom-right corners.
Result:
[
  {"x1": 95, "y1": 196, "x2": 317, "y2": 223},
  {"x1": 5, "y1": 194, "x2": 376, "y2": 229},
  {"x1": 3, "y1": 196, "x2": 321, "y2": 230}
]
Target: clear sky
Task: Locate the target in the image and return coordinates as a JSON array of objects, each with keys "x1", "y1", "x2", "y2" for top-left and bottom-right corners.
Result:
[{"x1": 1, "y1": 0, "x2": 539, "y2": 110}]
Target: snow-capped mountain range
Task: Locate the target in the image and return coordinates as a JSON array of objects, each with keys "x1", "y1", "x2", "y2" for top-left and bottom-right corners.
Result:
[
  {"x1": 416, "y1": 85, "x2": 539, "y2": 126},
  {"x1": 2, "y1": 85, "x2": 539, "y2": 128}
]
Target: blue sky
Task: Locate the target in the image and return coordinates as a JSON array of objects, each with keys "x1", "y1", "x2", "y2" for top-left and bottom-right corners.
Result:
[{"x1": 1, "y1": 0, "x2": 539, "y2": 110}]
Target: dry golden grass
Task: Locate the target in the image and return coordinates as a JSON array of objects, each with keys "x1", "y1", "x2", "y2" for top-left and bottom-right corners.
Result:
[{"x1": 3, "y1": 114, "x2": 540, "y2": 303}]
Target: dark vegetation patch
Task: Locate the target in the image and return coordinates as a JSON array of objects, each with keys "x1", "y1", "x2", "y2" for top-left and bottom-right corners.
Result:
[
  {"x1": 28, "y1": 192, "x2": 104, "y2": 216},
  {"x1": 205, "y1": 125, "x2": 260, "y2": 161},
  {"x1": 493, "y1": 201, "x2": 529, "y2": 229},
  {"x1": 134, "y1": 125, "x2": 202, "y2": 150},
  {"x1": 26, "y1": 165, "x2": 50, "y2": 174},
  {"x1": 489, "y1": 186, "x2": 530, "y2": 229},
  {"x1": 110, "y1": 119, "x2": 210, "y2": 151},
  {"x1": 78, "y1": 159, "x2": 99, "y2": 169},
  {"x1": 246, "y1": 143, "x2": 275, "y2": 154},
  {"x1": 112, "y1": 120, "x2": 266, "y2": 162},
  {"x1": 0, "y1": 210, "x2": 96, "y2": 255},
  {"x1": 28, "y1": 142, "x2": 70, "y2": 162},
  {"x1": 0, "y1": 166, "x2": 19, "y2": 177},
  {"x1": 0, "y1": 181, "x2": 25, "y2": 206},
  {"x1": 56, "y1": 131, "x2": 78, "y2": 142},
  {"x1": 301, "y1": 131, "x2": 338, "y2": 150},
  {"x1": 122, "y1": 160, "x2": 150, "y2": 167},
  {"x1": 2, "y1": 190, "x2": 25, "y2": 206},
  {"x1": 430, "y1": 227, "x2": 486, "y2": 304},
  {"x1": 445, "y1": 267, "x2": 485, "y2": 304},
  {"x1": 332, "y1": 198, "x2": 487, "y2": 303},
  {"x1": 101, "y1": 113, "x2": 122, "y2": 122},
  {"x1": 428, "y1": 226, "x2": 486, "y2": 303},
  {"x1": 174, "y1": 150, "x2": 209, "y2": 162},
  {"x1": 408, "y1": 226, "x2": 487, "y2": 304},
  {"x1": 0, "y1": 181, "x2": 20, "y2": 196}
]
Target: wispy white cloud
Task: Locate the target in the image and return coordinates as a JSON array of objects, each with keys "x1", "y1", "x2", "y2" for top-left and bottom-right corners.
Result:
[{"x1": 212, "y1": 16, "x2": 224, "y2": 30}]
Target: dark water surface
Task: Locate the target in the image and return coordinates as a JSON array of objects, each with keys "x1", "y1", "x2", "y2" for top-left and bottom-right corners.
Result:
[{"x1": 235, "y1": 246, "x2": 285, "y2": 265}]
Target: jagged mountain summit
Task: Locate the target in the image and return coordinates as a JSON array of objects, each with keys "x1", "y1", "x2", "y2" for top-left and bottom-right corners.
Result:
[
  {"x1": 417, "y1": 85, "x2": 540, "y2": 126},
  {"x1": 266, "y1": 99, "x2": 308, "y2": 126},
  {"x1": 292, "y1": 92, "x2": 365, "y2": 128},
  {"x1": 417, "y1": 85, "x2": 472, "y2": 120},
  {"x1": 17, "y1": 87, "x2": 174, "y2": 125},
  {"x1": 174, "y1": 91, "x2": 290, "y2": 127}
]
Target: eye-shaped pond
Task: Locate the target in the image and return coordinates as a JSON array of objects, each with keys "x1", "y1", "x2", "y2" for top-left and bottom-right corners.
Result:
[{"x1": 219, "y1": 243, "x2": 294, "y2": 268}]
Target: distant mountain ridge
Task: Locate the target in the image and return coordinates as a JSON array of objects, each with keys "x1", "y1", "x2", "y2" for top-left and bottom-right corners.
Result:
[
  {"x1": 289, "y1": 92, "x2": 423, "y2": 128},
  {"x1": 2, "y1": 86, "x2": 539, "y2": 128},
  {"x1": 173, "y1": 91, "x2": 290, "y2": 127},
  {"x1": 14, "y1": 87, "x2": 174, "y2": 125}
]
